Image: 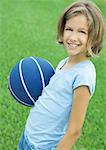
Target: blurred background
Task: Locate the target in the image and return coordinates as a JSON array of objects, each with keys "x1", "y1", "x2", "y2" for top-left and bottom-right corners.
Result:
[{"x1": 0, "y1": 0, "x2": 106, "y2": 149}]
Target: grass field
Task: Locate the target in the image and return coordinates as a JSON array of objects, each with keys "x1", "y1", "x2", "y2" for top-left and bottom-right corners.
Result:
[{"x1": 0, "y1": 0, "x2": 106, "y2": 149}]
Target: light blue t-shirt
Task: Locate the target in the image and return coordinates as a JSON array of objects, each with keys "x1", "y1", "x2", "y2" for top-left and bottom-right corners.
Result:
[{"x1": 25, "y1": 58, "x2": 96, "y2": 148}]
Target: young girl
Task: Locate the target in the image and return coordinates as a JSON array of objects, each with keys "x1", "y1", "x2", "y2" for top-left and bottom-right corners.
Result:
[{"x1": 18, "y1": 1, "x2": 105, "y2": 150}]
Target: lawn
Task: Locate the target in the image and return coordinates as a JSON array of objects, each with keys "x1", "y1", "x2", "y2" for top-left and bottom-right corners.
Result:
[{"x1": 0, "y1": 0, "x2": 106, "y2": 149}]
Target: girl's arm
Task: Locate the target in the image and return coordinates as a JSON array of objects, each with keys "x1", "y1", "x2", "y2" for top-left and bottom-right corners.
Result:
[{"x1": 56, "y1": 86, "x2": 90, "y2": 150}]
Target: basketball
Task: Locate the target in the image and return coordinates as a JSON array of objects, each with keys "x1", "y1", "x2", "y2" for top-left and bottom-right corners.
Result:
[{"x1": 8, "y1": 56, "x2": 55, "y2": 106}]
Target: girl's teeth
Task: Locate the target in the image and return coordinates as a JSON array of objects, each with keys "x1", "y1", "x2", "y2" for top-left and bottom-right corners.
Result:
[{"x1": 69, "y1": 43, "x2": 78, "y2": 48}]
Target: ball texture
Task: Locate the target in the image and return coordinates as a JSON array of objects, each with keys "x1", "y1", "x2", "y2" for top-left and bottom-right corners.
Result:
[{"x1": 8, "y1": 56, "x2": 55, "y2": 106}]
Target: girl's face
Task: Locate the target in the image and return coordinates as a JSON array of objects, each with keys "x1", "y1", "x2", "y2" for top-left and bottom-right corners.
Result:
[{"x1": 63, "y1": 14, "x2": 89, "y2": 58}]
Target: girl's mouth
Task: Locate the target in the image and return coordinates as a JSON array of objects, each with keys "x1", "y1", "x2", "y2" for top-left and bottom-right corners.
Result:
[{"x1": 68, "y1": 43, "x2": 80, "y2": 49}]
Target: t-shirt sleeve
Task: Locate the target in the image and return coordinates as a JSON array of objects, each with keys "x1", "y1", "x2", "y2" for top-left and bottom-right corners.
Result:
[{"x1": 72, "y1": 71, "x2": 96, "y2": 97}]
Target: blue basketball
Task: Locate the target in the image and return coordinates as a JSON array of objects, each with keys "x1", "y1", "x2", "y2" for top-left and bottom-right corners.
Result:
[{"x1": 8, "y1": 56, "x2": 55, "y2": 106}]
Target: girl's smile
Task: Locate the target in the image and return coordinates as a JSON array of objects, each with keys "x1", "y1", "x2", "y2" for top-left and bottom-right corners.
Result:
[{"x1": 67, "y1": 42, "x2": 81, "y2": 49}]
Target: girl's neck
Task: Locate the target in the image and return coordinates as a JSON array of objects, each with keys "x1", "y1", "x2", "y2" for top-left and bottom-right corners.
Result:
[{"x1": 67, "y1": 55, "x2": 89, "y2": 65}]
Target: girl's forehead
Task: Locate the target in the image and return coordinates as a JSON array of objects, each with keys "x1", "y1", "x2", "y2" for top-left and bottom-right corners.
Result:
[{"x1": 65, "y1": 14, "x2": 89, "y2": 29}]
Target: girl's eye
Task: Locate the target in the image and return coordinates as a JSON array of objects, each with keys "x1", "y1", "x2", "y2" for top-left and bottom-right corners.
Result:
[
  {"x1": 65, "y1": 28, "x2": 73, "y2": 31},
  {"x1": 80, "y1": 31, "x2": 87, "y2": 34}
]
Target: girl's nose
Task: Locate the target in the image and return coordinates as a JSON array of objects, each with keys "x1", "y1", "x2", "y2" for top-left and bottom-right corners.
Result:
[{"x1": 69, "y1": 32, "x2": 78, "y2": 42}]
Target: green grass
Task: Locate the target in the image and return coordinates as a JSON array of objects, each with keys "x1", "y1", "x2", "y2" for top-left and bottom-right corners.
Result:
[{"x1": 0, "y1": 0, "x2": 106, "y2": 149}]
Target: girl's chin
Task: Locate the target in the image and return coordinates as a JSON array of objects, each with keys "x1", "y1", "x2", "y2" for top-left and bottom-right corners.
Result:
[
  {"x1": 67, "y1": 49, "x2": 78, "y2": 55},
  {"x1": 66, "y1": 46, "x2": 77, "y2": 52}
]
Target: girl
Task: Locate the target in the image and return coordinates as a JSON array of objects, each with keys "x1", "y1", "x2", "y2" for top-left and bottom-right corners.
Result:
[{"x1": 18, "y1": 1, "x2": 105, "y2": 150}]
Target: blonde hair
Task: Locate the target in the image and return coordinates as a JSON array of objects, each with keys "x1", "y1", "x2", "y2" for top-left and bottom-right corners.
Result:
[{"x1": 57, "y1": 0, "x2": 105, "y2": 57}]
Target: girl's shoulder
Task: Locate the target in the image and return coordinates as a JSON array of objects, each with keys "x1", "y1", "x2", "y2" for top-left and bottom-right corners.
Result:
[
  {"x1": 81, "y1": 60, "x2": 96, "y2": 76},
  {"x1": 74, "y1": 60, "x2": 96, "y2": 81}
]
